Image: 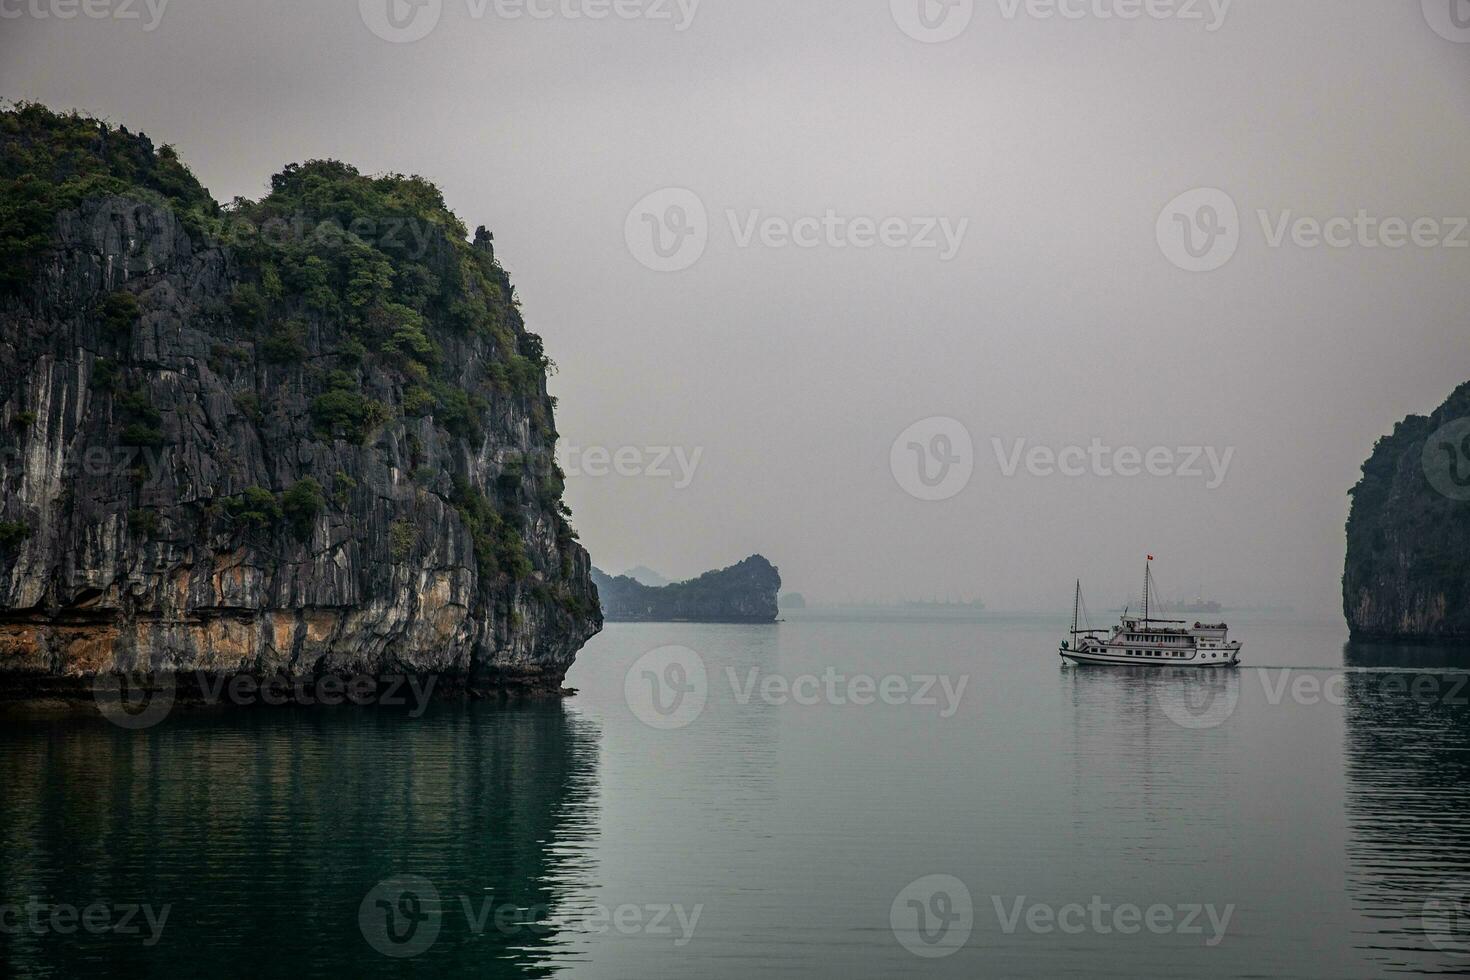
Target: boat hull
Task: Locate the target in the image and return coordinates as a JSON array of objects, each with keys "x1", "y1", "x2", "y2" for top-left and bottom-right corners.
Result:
[{"x1": 1059, "y1": 646, "x2": 1241, "y2": 668}]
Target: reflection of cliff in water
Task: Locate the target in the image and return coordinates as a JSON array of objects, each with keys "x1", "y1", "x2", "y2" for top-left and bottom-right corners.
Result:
[
  {"x1": 1341, "y1": 642, "x2": 1470, "y2": 974},
  {"x1": 0, "y1": 704, "x2": 601, "y2": 979}
]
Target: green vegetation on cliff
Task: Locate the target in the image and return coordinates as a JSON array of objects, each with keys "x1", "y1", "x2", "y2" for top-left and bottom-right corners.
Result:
[
  {"x1": 0, "y1": 101, "x2": 580, "y2": 593},
  {"x1": 0, "y1": 102, "x2": 215, "y2": 292}
]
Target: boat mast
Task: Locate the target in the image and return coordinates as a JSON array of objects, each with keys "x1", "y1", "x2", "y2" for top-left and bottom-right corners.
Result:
[
  {"x1": 1072, "y1": 580, "x2": 1080, "y2": 640},
  {"x1": 1143, "y1": 559, "x2": 1150, "y2": 626}
]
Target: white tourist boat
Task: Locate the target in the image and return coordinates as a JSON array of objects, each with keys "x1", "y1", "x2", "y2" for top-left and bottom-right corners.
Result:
[{"x1": 1059, "y1": 560, "x2": 1242, "y2": 668}]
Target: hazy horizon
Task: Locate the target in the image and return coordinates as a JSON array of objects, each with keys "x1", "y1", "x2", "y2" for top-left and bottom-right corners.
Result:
[{"x1": 5, "y1": 0, "x2": 1470, "y2": 617}]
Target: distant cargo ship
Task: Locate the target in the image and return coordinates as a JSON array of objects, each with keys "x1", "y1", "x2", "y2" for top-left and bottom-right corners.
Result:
[
  {"x1": 1114, "y1": 587, "x2": 1223, "y2": 615},
  {"x1": 900, "y1": 598, "x2": 985, "y2": 611},
  {"x1": 1158, "y1": 597, "x2": 1224, "y2": 615}
]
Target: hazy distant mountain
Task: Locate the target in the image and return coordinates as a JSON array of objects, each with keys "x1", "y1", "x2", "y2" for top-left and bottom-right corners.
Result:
[
  {"x1": 621, "y1": 566, "x2": 670, "y2": 588},
  {"x1": 592, "y1": 556, "x2": 781, "y2": 623}
]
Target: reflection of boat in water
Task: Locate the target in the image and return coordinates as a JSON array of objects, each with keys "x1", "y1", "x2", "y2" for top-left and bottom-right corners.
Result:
[{"x1": 1060, "y1": 559, "x2": 1243, "y2": 668}]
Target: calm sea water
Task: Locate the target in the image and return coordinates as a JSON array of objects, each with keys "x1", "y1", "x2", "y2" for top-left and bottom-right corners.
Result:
[{"x1": 2, "y1": 613, "x2": 1469, "y2": 978}]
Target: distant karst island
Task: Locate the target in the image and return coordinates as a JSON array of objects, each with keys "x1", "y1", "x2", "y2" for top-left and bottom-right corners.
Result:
[
  {"x1": 592, "y1": 556, "x2": 781, "y2": 623},
  {"x1": 1345, "y1": 380, "x2": 1470, "y2": 643}
]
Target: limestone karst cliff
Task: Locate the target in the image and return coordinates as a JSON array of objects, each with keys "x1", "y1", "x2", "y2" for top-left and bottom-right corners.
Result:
[
  {"x1": 592, "y1": 556, "x2": 781, "y2": 622},
  {"x1": 1344, "y1": 380, "x2": 1470, "y2": 642},
  {"x1": 0, "y1": 104, "x2": 600, "y2": 700}
]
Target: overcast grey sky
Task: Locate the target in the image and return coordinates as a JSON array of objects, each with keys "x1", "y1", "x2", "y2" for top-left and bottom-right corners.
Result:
[{"x1": 4, "y1": 0, "x2": 1469, "y2": 615}]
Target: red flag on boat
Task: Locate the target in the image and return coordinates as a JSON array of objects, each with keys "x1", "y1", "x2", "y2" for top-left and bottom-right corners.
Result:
[{"x1": 1147, "y1": 555, "x2": 1154, "y2": 561}]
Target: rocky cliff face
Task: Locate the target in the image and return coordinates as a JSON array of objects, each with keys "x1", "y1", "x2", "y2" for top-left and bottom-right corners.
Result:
[
  {"x1": 592, "y1": 556, "x2": 781, "y2": 622},
  {"x1": 0, "y1": 105, "x2": 600, "y2": 700},
  {"x1": 1344, "y1": 381, "x2": 1470, "y2": 642}
]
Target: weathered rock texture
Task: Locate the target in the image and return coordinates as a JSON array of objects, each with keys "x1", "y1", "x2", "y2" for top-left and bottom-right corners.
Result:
[
  {"x1": 592, "y1": 556, "x2": 781, "y2": 622},
  {"x1": 0, "y1": 106, "x2": 600, "y2": 700},
  {"x1": 1344, "y1": 381, "x2": 1470, "y2": 642}
]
